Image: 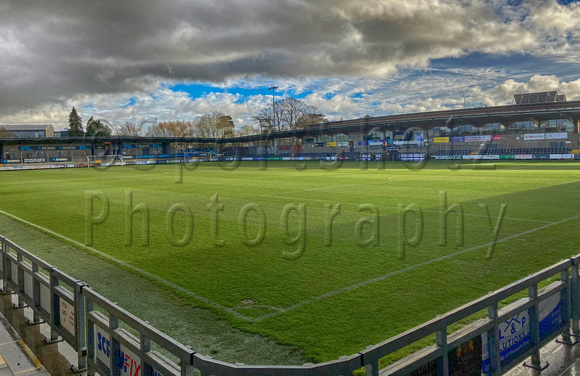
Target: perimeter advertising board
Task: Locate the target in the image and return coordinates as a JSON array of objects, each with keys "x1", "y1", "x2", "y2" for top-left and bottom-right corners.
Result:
[
  {"x1": 524, "y1": 133, "x2": 545, "y2": 140},
  {"x1": 482, "y1": 294, "x2": 562, "y2": 373},
  {"x1": 95, "y1": 325, "x2": 166, "y2": 376},
  {"x1": 545, "y1": 132, "x2": 567, "y2": 139},
  {"x1": 405, "y1": 337, "x2": 482, "y2": 376}
]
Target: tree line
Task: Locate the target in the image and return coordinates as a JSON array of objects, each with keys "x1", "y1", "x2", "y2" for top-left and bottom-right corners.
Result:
[{"x1": 64, "y1": 96, "x2": 325, "y2": 137}]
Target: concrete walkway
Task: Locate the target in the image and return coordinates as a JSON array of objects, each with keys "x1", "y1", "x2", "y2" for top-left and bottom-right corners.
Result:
[{"x1": 0, "y1": 300, "x2": 49, "y2": 376}]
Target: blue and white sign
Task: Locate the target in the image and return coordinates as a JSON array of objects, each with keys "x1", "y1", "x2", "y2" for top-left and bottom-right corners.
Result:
[
  {"x1": 95, "y1": 325, "x2": 165, "y2": 376},
  {"x1": 482, "y1": 294, "x2": 562, "y2": 373}
]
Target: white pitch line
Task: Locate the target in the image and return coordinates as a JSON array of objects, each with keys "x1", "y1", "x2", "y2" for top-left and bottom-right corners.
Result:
[
  {"x1": 0, "y1": 209, "x2": 259, "y2": 322},
  {"x1": 252, "y1": 213, "x2": 580, "y2": 322}
]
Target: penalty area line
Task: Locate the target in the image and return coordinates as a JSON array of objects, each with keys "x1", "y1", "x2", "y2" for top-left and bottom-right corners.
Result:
[
  {"x1": 0, "y1": 209, "x2": 260, "y2": 322},
  {"x1": 252, "y1": 213, "x2": 580, "y2": 322}
]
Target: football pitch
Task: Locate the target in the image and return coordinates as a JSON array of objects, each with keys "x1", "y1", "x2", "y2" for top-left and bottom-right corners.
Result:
[{"x1": 1, "y1": 161, "x2": 579, "y2": 362}]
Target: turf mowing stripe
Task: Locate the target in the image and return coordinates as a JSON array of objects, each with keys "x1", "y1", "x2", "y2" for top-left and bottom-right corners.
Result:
[
  {"x1": 0, "y1": 209, "x2": 260, "y2": 322},
  {"x1": 258, "y1": 195, "x2": 555, "y2": 224},
  {"x1": 252, "y1": 213, "x2": 580, "y2": 322}
]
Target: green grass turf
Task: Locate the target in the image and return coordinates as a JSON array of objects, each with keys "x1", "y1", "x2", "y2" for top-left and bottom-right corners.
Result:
[{"x1": 1, "y1": 160, "x2": 579, "y2": 362}]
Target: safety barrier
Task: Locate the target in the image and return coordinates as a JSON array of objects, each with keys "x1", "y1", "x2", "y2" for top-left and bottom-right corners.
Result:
[{"x1": 0, "y1": 234, "x2": 579, "y2": 376}]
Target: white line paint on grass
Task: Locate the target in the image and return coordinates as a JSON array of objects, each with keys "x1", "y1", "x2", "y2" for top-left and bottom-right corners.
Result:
[
  {"x1": 252, "y1": 213, "x2": 580, "y2": 322},
  {"x1": 0, "y1": 209, "x2": 259, "y2": 322}
]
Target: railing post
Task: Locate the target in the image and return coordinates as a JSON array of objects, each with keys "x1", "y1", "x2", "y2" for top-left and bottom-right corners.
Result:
[
  {"x1": 436, "y1": 326, "x2": 449, "y2": 376},
  {"x1": 560, "y1": 269, "x2": 574, "y2": 344},
  {"x1": 74, "y1": 282, "x2": 87, "y2": 372},
  {"x1": 524, "y1": 284, "x2": 548, "y2": 370},
  {"x1": 110, "y1": 313, "x2": 120, "y2": 376},
  {"x1": 365, "y1": 359, "x2": 379, "y2": 376},
  {"x1": 487, "y1": 302, "x2": 501, "y2": 375},
  {"x1": 571, "y1": 260, "x2": 580, "y2": 336}
]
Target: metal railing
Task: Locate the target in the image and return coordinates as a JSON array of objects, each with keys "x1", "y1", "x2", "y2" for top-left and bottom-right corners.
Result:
[{"x1": 0, "y1": 235, "x2": 578, "y2": 376}]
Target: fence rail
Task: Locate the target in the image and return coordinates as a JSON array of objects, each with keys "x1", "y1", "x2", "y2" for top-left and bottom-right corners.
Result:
[{"x1": 0, "y1": 235, "x2": 578, "y2": 376}]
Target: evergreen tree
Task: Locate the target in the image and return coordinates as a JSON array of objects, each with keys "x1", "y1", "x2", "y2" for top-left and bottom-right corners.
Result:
[
  {"x1": 67, "y1": 107, "x2": 84, "y2": 136},
  {"x1": 85, "y1": 117, "x2": 112, "y2": 137}
]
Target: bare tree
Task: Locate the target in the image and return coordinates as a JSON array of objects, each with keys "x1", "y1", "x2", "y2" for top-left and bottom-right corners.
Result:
[
  {"x1": 117, "y1": 122, "x2": 144, "y2": 136},
  {"x1": 146, "y1": 121, "x2": 195, "y2": 137},
  {"x1": 253, "y1": 97, "x2": 325, "y2": 132},
  {"x1": 194, "y1": 111, "x2": 235, "y2": 138},
  {"x1": 0, "y1": 127, "x2": 14, "y2": 138},
  {"x1": 236, "y1": 125, "x2": 259, "y2": 137}
]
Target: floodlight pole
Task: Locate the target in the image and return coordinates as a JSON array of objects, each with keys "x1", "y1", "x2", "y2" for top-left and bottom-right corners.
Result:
[
  {"x1": 268, "y1": 86, "x2": 279, "y2": 153},
  {"x1": 463, "y1": 95, "x2": 469, "y2": 109}
]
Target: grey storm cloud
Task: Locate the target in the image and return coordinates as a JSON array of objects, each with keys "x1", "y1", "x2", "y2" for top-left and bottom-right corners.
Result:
[{"x1": 0, "y1": 0, "x2": 573, "y2": 115}]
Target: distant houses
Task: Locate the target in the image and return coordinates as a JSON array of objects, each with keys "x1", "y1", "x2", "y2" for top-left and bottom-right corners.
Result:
[{"x1": 0, "y1": 124, "x2": 55, "y2": 138}]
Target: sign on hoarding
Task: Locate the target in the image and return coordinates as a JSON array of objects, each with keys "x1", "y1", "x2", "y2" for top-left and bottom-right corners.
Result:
[
  {"x1": 491, "y1": 135, "x2": 502, "y2": 141},
  {"x1": 326, "y1": 142, "x2": 337, "y2": 147},
  {"x1": 95, "y1": 325, "x2": 161, "y2": 376},
  {"x1": 405, "y1": 337, "x2": 482, "y2": 376},
  {"x1": 434, "y1": 137, "x2": 449, "y2": 143},
  {"x1": 337, "y1": 141, "x2": 349, "y2": 147},
  {"x1": 524, "y1": 133, "x2": 545, "y2": 140},
  {"x1": 24, "y1": 158, "x2": 46, "y2": 163},
  {"x1": 59, "y1": 298, "x2": 75, "y2": 336},
  {"x1": 545, "y1": 132, "x2": 567, "y2": 140},
  {"x1": 482, "y1": 294, "x2": 562, "y2": 373},
  {"x1": 465, "y1": 135, "x2": 492, "y2": 142},
  {"x1": 414, "y1": 131, "x2": 424, "y2": 142},
  {"x1": 450, "y1": 136, "x2": 464, "y2": 142},
  {"x1": 515, "y1": 154, "x2": 533, "y2": 160}
]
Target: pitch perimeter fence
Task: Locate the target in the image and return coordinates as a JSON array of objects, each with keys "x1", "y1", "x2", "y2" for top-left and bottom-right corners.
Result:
[{"x1": 0, "y1": 235, "x2": 579, "y2": 376}]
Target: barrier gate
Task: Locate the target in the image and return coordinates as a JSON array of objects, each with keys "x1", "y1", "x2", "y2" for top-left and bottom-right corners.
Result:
[{"x1": 1, "y1": 235, "x2": 580, "y2": 376}]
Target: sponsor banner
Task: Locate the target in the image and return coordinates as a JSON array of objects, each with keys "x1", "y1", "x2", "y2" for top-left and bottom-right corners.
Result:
[
  {"x1": 450, "y1": 136, "x2": 464, "y2": 143},
  {"x1": 405, "y1": 337, "x2": 482, "y2": 376},
  {"x1": 465, "y1": 135, "x2": 492, "y2": 142},
  {"x1": 122, "y1": 155, "x2": 135, "y2": 160},
  {"x1": 463, "y1": 155, "x2": 470, "y2": 160},
  {"x1": 515, "y1": 154, "x2": 533, "y2": 160},
  {"x1": 546, "y1": 132, "x2": 567, "y2": 140},
  {"x1": 24, "y1": 158, "x2": 46, "y2": 163},
  {"x1": 482, "y1": 307, "x2": 530, "y2": 373},
  {"x1": 368, "y1": 140, "x2": 384, "y2": 146},
  {"x1": 483, "y1": 155, "x2": 499, "y2": 160},
  {"x1": 492, "y1": 135, "x2": 502, "y2": 141},
  {"x1": 414, "y1": 131, "x2": 424, "y2": 142},
  {"x1": 499, "y1": 155, "x2": 515, "y2": 160},
  {"x1": 326, "y1": 142, "x2": 337, "y2": 147},
  {"x1": 337, "y1": 141, "x2": 349, "y2": 147},
  {"x1": 524, "y1": 133, "x2": 545, "y2": 140},
  {"x1": 534, "y1": 154, "x2": 549, "y2": 160},
  {"x1": 482, "y1": 294, "x2": 562, "y2": 373},
  {"x1": 358, "y1": 141, "x2": 368, "y2": 146},
  {"x1": 314, "y1": 142, "x2": 325, "y2": 147},
  {"x1": 95, "y1": 326, "x2": 153, "y2": 376},
  {"x1": 434, "y1": 137, "x2": 449, "y2": 143},
  {"x1": 449, "y1": 337, "x2": 482, "y2": 376},
  {"x1": 539, "y1": 294, "x2": 562, "y2": 341},
  {"x1": 563, "y1": 154, "x2": 573, "y2": 159},
  {"x1": 550, "y1": 154, "x2": 563, "y2": 160},
  {"x1": 51, "y1": 157, "x2": 71, "y2": 162},
  {"x1": 3, "y1": 159, "x2": 21, "y2": 163}
]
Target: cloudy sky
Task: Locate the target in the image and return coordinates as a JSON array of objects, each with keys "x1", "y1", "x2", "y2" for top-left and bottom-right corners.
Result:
[{"x1": 2, "y1": 0, "x2": 580, "y2": 130}]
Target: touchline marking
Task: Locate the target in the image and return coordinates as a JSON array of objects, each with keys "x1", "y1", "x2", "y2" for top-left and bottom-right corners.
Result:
[
  {"x1": 252, "y1": 213, "x2": 580, "y2": 322},
  {"x1": 0, "y1": 209, "x2": 258, "y2": 322}
]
